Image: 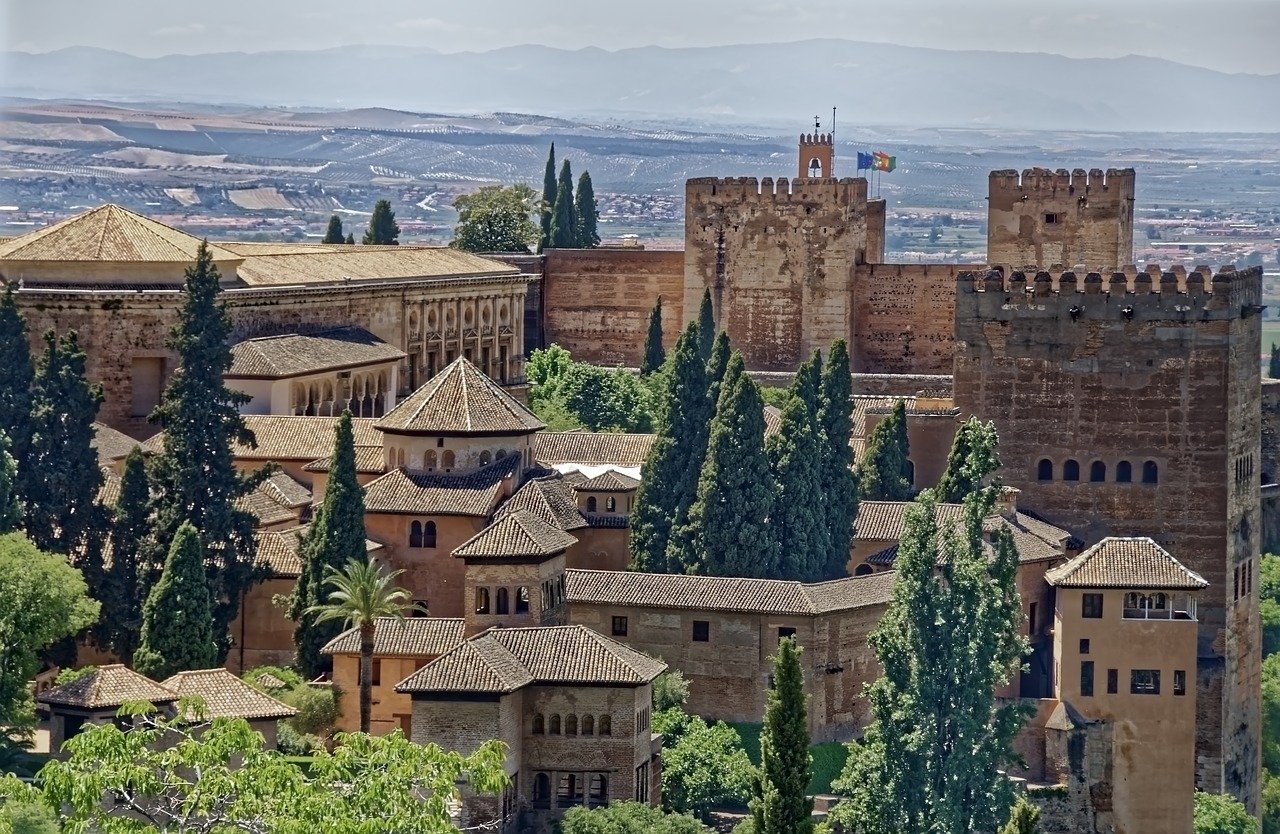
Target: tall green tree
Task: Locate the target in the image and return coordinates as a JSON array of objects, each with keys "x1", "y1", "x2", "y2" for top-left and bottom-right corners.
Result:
[
  {"x1": 362, "y1": 199, "x2": 400, "y2": 245},
  {"x1": 22, "y1": 330, "x2": 104, "y2": 556},
  {"x1": 344, "y1": 232, "x2": 355, "y2": 245},
  {"x1": 751, "y1": 637, "x2": 814, "y2": 834},
  {"x1": 322, "y1": 214, "x2": 345, "y2": 244},
  {"x1": 768, "y1": 395, "x2": 829, "y2": 581},
  {"x1": 575, "y1": 170, "x2": 600, "y2": 248},
  {"x1": 134, "y1": 521, "x2": 217, "y2": 680},
  {"x1": 934, "y1": 416, "x2": 1001, "y2": 503},
  {"x1": 828, "y1": 488, "x2": 1029, "y2": 834},
  {"x1": 792, "y1": 349, "x2": 822, "y2": 413},
  {"x1": 642, "y1": 298, "x2": 666, "y2": 375},
  {"x1": 705, "y1": 330, "x2": 732, "y2": 405},
  {"x1": 450, "y1": 184, "x2": 540, "y2": 253},
  {"x1": 818, "y1": 340, "x2": 857, "y2": 579},
  {"x1": 655, "y1": 709, "x2": 755, "y2": 821},
  {"x1": 550, "y1": 159, "x2": 577, "y2": 249},
  {"x1": 307, "y1": 558, "x2": 413, "y2": 734},
  {"x1": 291, "y1": 412, "x2": 369, "y2": 678},
  {"x1": 696, "y1": 289, "x2": 715, "y2": 361},
  {"x1": 148, "y1": 240, "x2": 262, "y2": 657},
  {"x1": 1000, "y1": 795, "x2": 1041, "y2": 834},
  {"x1": 0, "y1": 286, "x2": 33, "y2": 468},
  {"x1": 679, "y1": 354, "x2": 778, "y2": 577},
  {"x1": 1271, "y1": 345, "x2": 1280, "y2": 380},
  {"x1": 1194, "y1": 791, "x2": 1257, "y2": 834},
  {"x1": 95, "y1": 448, "x2": 150, "y2": 664},
  {"x1": 0, "y1": 431, "x2": 19, "y2": 533},
  {"x1": 858, "y1": 398, "x2": 912, "y2": 501},
  {"x1": 539, "y1": 143, "x2": 556, "y2": 252}
]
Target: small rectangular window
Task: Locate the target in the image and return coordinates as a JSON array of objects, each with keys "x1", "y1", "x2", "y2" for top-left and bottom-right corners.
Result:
[
  {"x1": 1080, "y1": 661, "x2": 1094, "y2": 697},
  {"x1": 612, "y1": 616, "x2": 628, "y2": 637},
  {"x1": 1082, "y1": 593, "x2": 1104, "y2": 619},
  {"x1": 1079, "y1": 638, "x2": 1090, "y2": 655},
  {"x1": 692, "y1": 620, "x2": 710, "y2": 642},
  {"x1": 778, "y1": 626, "x2": 797, "y2": 641},
  {"x1": 1045, "y1": 212, "x2": 1060, "y2": 224},
  {"x1": 1174, "y1": 670, "x2": 1187, "y2": 696},
  {"x1": 1131, "y1": 669, "x2": 1161, "y2": 695},
  {"x1": 1029, "y1": 602, "x2": 1038, "y2": 636},
  {"x1": 1107, "y1": 668, "x2": 1118, "y2": 694}
]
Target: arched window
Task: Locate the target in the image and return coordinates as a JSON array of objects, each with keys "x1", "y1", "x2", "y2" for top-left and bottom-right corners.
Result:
[
  {"x1": 1116, "y1": 460, "x2": 1132, "y2": 483},
  {"x1": 589, "y1": 773, "x2": 607, "y2": 804},
  {"x1": 1063, "y1": 460, "x2": 1080, "y2": 481},
  {"x1": 479, "y1": 450, "x2": 492, "y2": 467},
  {"x1": 496, "y1": 449, "x2": 507, "y2": 460},
  {"x1": 598, "y1": 715, "x2": 611, "y2": 736},
  {"x1": 1090, "y1": 461, "x2": 1106, "y2": 482},
  {"x1": 533, "y1": 772, "x2": 551, "y2": 806},
  {"x1": 606, "y1": 497, "x2": 616, "y2": 513},
  {"x1": 905, "y1": 459, "x2": 916, "y2": 486},
  {"x1": 582, "y1": 715, "x2": 595, "y2": 735},
  {"x1": 1037, "y1": 459, "x2": 1053, "y2": 481},
  {"x1": 854, "y1": 564, "x2": 874, "y2": 576},
  {"x1": 1125, "y1": 592, "x2": 1141, "y2": 609},
  {"x1": 566, "y1": 714, "x2": 578, "y2": 736},
  {"x1": 422, "y1": 521, "x2": 436, "y2": 548},
  {"x1": 587, "y1": 496, "x2": 598, "y2": 513},
  {"x1": 549, "y1": 715, "x2": 561, "y2": 735},
  {"x1": 475, "y1": 587, "x2": 490, "y2": 615},
  {"x1": 396, "y1": 448, "x2": 406, "y2": 468},
  {"x1": 424, "y1": 450, "x2": 437, "y2": 471},
  {"x1": 516, "y1": 586, "x2": 530, "y2": 614},
  {"x1": 532, "y1": 714, "x2": 544, "y2": 734},
  {"x1": 409, "y1": 520, "x2": 423, "y2": 548},
  {"x1": 496, "y1": 587, "x2": 510, "y2": 615},
  {"x1": 1153, "y1": 592, "x2": 1168, "y2": 610},
  {"x1": 1142, "y1": 460, "x2": 1159, "y2": 484},
  {"x1": 442, "y1": 450, "x2": 456, "y2": 471}
]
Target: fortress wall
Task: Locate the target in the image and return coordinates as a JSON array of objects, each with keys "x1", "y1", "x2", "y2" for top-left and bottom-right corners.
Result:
[{"x1": 851, "y1": 263, "x2": 977, "y2": 375}]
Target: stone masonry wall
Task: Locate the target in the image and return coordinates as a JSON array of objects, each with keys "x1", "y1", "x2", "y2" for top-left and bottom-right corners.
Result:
[{"x1": 850, "y1": 263, "x2": 975, "y2": 375}]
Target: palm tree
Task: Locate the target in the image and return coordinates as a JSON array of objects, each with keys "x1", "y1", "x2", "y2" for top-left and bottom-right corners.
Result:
[{"x1": 307, "y1": 557, "x2": 415, "y2": 733}]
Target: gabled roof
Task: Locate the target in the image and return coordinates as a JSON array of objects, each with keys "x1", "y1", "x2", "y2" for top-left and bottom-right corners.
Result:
[
  {"x1": 162, "y1": 669, "x2": 297, "y2": 721},
  {"x1": 497, "y1": 475, "x2": 588, "y2": 531},
  {"x1": 395, "y1": 625, "x2": 666, "y2": 695},
  {"x1": 38, "y1": 664, "x2": 177, "y2": 710},
  {"x1": 534, "y1": 432, "x2": 655, "y2": 467},
  {"x1": 228, "y1": 327, "x2": 406, "y2": 379},
  {"x1": 362, "y1": 454, "x2": 519, "y2": 516},
  {"x1": 322, "y1": 616, "x2": 465, "y2": 657},
  {"x1": 854, "y1": 501, "x2": 966, "y2": 541},
  {"x1": 255, "y1": 525, "x2": 384, "y2": 578},
  {"x1": 91, "y1": 421, "x2": 141, "y2": 466},
  {"x1": 143, "y1": 415, "x2": 383, "y2": 463},
  {"x1": 236, "y1": 473, "x2": 311, "y2": 527},
  {"x1": 574, "y1": 469, "x2": 640, "y2": 493},
  {"x1": 231, "y1": 246, "x2": 520, "y2": 287},
  {"x1": 0, "y1": 204, "x2": 239, "y2": 263},
  {"x1": 376, "y1": 358, "x2": 543, "y2": 436},
  {"x1": 1045, "y1": 537, "x2": 1208, "y2": 590},
  {"x1": 303, "y1": 446, "x2": 389, "y2": 476},
  {"x1": 452, "y1": 509, "x2": 578, "y2": 560}
]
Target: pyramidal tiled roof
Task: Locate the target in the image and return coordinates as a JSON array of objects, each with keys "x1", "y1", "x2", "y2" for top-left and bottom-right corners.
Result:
[
  {"x1": 0, "y1": 204, "x2": 239, "y2": 263},
  {"x1": 453, "y1": 509, "x2": 578, "y2": 559},
  {"x1": 376, "y1": 358, "x2": 544, "y2": 435},
  {"x1": 574, "y1": 469, "x2": 640, "y2": 492},
  {"x1": 1045, "y1": 537, "x2": 1208, "y2": 590},
  {"x1": 497, "y1": 475, "x2": 588, "y2": 531},
  {"x1": 162, "y1": 669, "x2": 297, "y2": 721},
  {"x1": 38, "y1": 664, "x2": 177, "y2": 710}
]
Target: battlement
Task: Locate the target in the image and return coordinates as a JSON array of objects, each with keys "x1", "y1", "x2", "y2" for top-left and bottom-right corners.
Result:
[
  {"x1": 989, "y1": 168, "x2": 1136, "y2": 198},
  {"x1": 686, "y1": 176, "x2": 868, "y2": 204},
  {"x1": 799, "y1": 132, "x2": 834, "y2": 146}
]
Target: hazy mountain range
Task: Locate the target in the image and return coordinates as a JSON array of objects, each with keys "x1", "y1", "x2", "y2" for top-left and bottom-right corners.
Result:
[{"x1": 4, "y1": 39, "x2": 1278, "y2": 132}]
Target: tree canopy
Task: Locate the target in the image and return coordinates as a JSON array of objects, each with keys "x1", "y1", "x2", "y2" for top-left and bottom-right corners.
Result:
[
  {"x1": 134, "y1": 521, "x2": 217, "y2": 680},
  {"x1": 575, "y1": 170, "x2": 601, "y2": 248},
  {"x1": 934, "y1": 416, "x2": 1001, "y2": 503},
  {"x1": 642, "y1": 298, "x2": 667, "y2": 375},
  {"x1": 451, "y1": 184, "x2": 540, "y2": 253},
  {"x1": 322, "y1": 214, "x2": 345, "y2": 244},
  {"x1": 858, "y1": 398, "x2": 912, "y2": 501},
  {"x1": 655, "y1": 709, "x2": 755, "y2": 821},
  {"x1": 95, "y1": 447, "x2": 150, "y2": 664},
  {"x1": 539, "y1": 143, "x2": 556, "y2": 252},
  {"x1": 1194, "y1": 791, "x2": 1258, "y2": 834},
  {"x1": 362, "y1": 199, "x2": 400, "y2": 245},
  {"x1": 818, "y1": 340, "x2": 857, "y2": 579},
  {"x1": 0, "y1": 286, "x2": 33, "y2": 470},
  {"x1": 550, "y1": 159, "x2": 578, "y2": 249},
  {"x1": 750, "y1": 637, "x2": 814, "y2": 834},
  {"x1": 562, "y1": 802, "x2": 712, "y2": 833}
]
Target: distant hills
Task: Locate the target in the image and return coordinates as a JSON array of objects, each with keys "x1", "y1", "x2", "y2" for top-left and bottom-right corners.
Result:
[{"x1": 4, "y1": 39, "x2": 1279, "y2": 132}]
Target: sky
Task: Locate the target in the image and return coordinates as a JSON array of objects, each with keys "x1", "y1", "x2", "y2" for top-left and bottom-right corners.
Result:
[{"x1": 3, "y1": 0, "x2": 1280, "y2": 75}]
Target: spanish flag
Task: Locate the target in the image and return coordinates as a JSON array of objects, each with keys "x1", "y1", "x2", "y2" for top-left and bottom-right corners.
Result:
[{"x1": 873, "y1": 152, "x2": 897, "y2": 172}]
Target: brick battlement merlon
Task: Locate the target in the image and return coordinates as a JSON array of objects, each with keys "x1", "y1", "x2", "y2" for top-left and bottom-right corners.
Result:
[
  {"x1": 957, "y1": 264, "x2": 1263, "y2": 321},
  {"x1": 686, "y1": 176, "x2": 869, "y2": 202},
  {"x1": 988, "y1": 167, "x2": 1136, "y2": 195},
  {"x1": 799, "y1": 132, "x2": 834, "y2": 146}
]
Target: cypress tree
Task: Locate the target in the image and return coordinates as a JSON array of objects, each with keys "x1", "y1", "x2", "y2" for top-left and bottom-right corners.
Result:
[
  {"x1": 934, "y1": 416, "x2": 1000, "y2": 504},
  {"x1": 362, "y1": 199, "x2": 400, "y2": 245},
  {"x1": 0, "y1": 286, "x2": 33, "y2": 467},
  {"x1": 290, "y1": 411, "x2": 368, "y2": 677},
  {"x1": 792, "y1": 350, "x2": 822, "y2": 413},
  {"x1": 683, "y1": 354, "x2": 777, "y2": 577},
  {"x1": 696, "y1": 289, "x2": 715, "y2": 361},
  {"x1": 0, "y1": 431, "x2": 19, "y2": 533},
  {"x1": 134, "y1": 521, "x2": 217, "y2": 680},
  {"x1": 1271, "y1": 344, "x2": 1280, "y2": 380},
  {"x1": 574, "y1": 170, "x2": 600, "y2": 248},
  {"x1": 751, "y1": 637, "x2": 814, "y2": 834},
  {"x1": 768, "y1": 395, "x2": 829, "y2": 581},
  {"x1": 550, "y1": 159, "x2": 577, "y2": 249},
  {"x1": 859, "y1": 398, "x2": 912, "y2": 501},
  {"x1": 818, "y1": 340, "x2": 857, "y2": 578},
  {"x1": 344, "y1": 233, "x2": 355, "y2": 245},
  {"x1": 322, "y1": 214, "x2": 345, "y2": 244},
  {"x1": 23, "y1": 330, "x2": 104, "y2": 556},
  {"x1": 539, "y1": 143, "x2": 556, "y2": 253},
  {"x1": 97, "y1": 448, "x2": 150, "y2": 664},
  {"x1": 641, "y1": 297, "x2": 666, "y2": 375},
  {"x1": 705, "y1": 330, "x2": 732, "y2": 405},
  {"x1": 148, "y1": 241, "x2": 261, "y2": 658}
]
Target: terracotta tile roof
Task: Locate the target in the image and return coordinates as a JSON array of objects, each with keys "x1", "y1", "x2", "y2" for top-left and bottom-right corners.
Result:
[
  {"x1": 236, "y1": 473, "x2": 311, "y2": 527},
  {"x1": 586, "y1": 514, "x2": 630, "y2": 528},
  {"x1": 396, "y1": 625, "x2": 666, "y2": 694},
  {"x1": 98, "y1": 468, "x2": 121, "y2": 507},
  {"x1": 91, "y1": 421, "x2": 140, "y2": 466},
  {"x1": 162, "y1": 668, "x2": 297, "y2": 721},
  {"x1": 1045, "y1": 537, "x2": 1208, "y2": 590},
  {"x1": 362, "y1": 454, "x2": 519, "y2": 516},
  {"x1": 763, "y1": 405, "x2": 783, "y2": 438},
  {"x1": 259, "y1": 472, "x2": 312, "y2": 509},
  {"x1": 496, "y1": 475, "x2": 588, "y2": 531},
  {"x1": 38, "y1": 664, "x2": 177, "y2": 710},
  {"x1": 377, "y1": 358, "x2": 543, "y2": 436},
  {"x1": 322, "y1": 616, "x2": 466, "y2": 657},
  {"x1": 228, "y1": 327, "x2": 405, "y2": 379},
  {"x1": 303, "y1": 446, "x2": 389, "y2": 475},
  {"x1": 573, "y1": 469, "x2": 640, "y2": 492},
  {"x1": 865, "y1": 544, "x2": 898, "y2": 566},
  {"x1": 145, "y1": 416, "x2": 383, "y2": 463},
  {"x1": 564, "y1": 569, "x2": 895, "y2": 615},
  {"x1": 255, "y1": 525, "x2": 384, "y2": 578},
  {"x1": 985, "y1": 512, "x2": 1071, "y2": 564},
  {"x1": 453, "y1": 509, "x2": 578, "y2": 559},
  {"x1": 534, "y1": 432, "x2": 655, "y2": 467},
  {"x1": 232, "y1": 246, "x2": 521, "y2": 287},
  {"x1": 0, "y1": 204, "x2": 239, "y2": 263},
  {"x1": 854, "y1": 501, "x2": 966, "y2": 541}
]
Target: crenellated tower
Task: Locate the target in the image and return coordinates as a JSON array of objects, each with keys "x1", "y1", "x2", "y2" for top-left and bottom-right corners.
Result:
[{"x1": 798, "y1": 132, "x2": 834, "y2": 179}]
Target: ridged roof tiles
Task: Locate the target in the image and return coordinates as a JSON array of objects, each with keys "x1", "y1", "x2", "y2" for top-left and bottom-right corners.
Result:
[
  {"x1": 452, "y1": 509, "x2": 578, "y2": 559},
  {"x1": 1045, "y1": 537, "x2": 1208, "y2": 590},
  {"x1": 376, "y1": 358, "x2": 544, "y2": 436}
]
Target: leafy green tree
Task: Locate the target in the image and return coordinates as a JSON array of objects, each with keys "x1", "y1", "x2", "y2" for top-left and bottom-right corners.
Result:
[
  {"x1": 0, "y1": 774, "x2": 58, "y2": 834},
  {"x1": 22, "y1": 330, "x2": 104, "y2": 556},
  {"x1": 1262, "y1": 553, "x2": 1280, "y2": 656},
  {"x1": 322, "y1": 214, "x2": 345, "y2": 244},
  {"x1": 828, "y1": 488, "x2": 1029, "y2": 834},
  {"x1": 750, "y1": 637, "x2": 813, "y2": 834},
  {"x1": 656, "y1": 710, "x2": 755, "y2": 820},
  {"x1": 677, "y1": 354, "x2": 778, "y2": 577},
  {"x1": 0, "y1": 432, "x2": 19, "y2": 534},
  {"x1": 0, "y1": 287, "x2": 33, "y2": 469},
  {"x1": 575, "y1": 170, "x2": 601, "y2": 248},
  {"x1": 95, "y1": 448, "x2": 150, "y2": 663},
  {"x1": 559, "y1": 364, "x2": 656, "y2": 433},
  {"x1": 539, "y1": 143, "x2": 556, "y2": 252},
  {"x1": 550, "y1": 159, "x2": 578, "y2": 249},
  {"x1": 307, "y1": 558, "x2": 413, "y2": 733},
  {"x1": 450, "y1": 184, "x2": 540, "y2": 253},
  {"x1": 642, "y1": 298, "x2": 667, "y2": 375},
  {"x1": 0, "y1": 533, "x2": 99, "y2": 736},
  {"x1": 652, "y1": 669, "x2": 691, "y2": 712},
  {"x1": 1194, "y1": 791, "x2": 1258, "y2": 834},
  {"x1": 1270, "y1": 345, "x2": 1280, "y2": 380},
  {"x1": 362, "y1": 199, "x2": 400, "y2": 245},
  {"x1": 818, "y1": 340, "x2": 857, "y2": 579},
  {"x1": 562, "y1": 802, "x2": 711, "y2": 833},
  {"x1": 291, "y1": 412, "x2": 368, "y2": 678},
  {"x1": 697, "y1": 289, "x2": 715, "y2": 361},
  {"x1": 792, "y1": 350, "x2": 822, "y2": 413},
  {"x1": 1263, "y1": 652, "x2": 1280, "y2": 774},
  {"x1": 134, "y1": 522, "x2": 217, "y2": 680},
  {"x1": 148, "y1": 241, "x2": 262, "y2": 656},
  {"x1": 858, "y1": 398, "x2": 912, "y2": 501},
  {"x1": 934, "y1": 417, "x2": 1001, "y2": 503},
  {"x1": 1263, "y1": 772, "x2": 1280, "y2": 834},
  {"x1": 768, "y1": 395, "x2": 828, "y2": 581},
  {"x1": 999, "y1": 795, "x2": 1041, "y2": 834}
]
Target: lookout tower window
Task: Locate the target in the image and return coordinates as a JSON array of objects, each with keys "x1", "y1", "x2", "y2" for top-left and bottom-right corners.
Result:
[
  {"x1": 1142, "y1": 461, "x2": 1159, "y2": 484},
  {"x1": 1116, "y1": 461, "x2": 1133, "y2": 483},
  {"x1": 1045, "y1": 213, "x2": 1061, "y2": 224},
  {"x1": 808, "y1": 157, "x2": 823, "y2": 178},
  {"x1": 1037, "y1": 459, "x2": 1054, "y2": 481},
  {"x1": 1063, "y1": 460, "x2": 1080, "y2": 482}
]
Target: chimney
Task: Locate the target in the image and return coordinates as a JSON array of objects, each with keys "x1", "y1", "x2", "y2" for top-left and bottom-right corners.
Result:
[{"x1": 995, "y1": 486, "x2": 1019, "y2": 520}]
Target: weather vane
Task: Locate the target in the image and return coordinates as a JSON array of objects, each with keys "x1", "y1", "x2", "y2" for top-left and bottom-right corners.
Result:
[{"x1": 814, "y1": 115, "x2": 821, "y2": 131}]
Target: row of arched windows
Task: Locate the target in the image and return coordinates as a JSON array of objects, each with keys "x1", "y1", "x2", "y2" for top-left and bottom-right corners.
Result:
[
  {"x1": 1038, "y1": 458, "x2": 1158, "y2": 484},
  {"x1": 532, "y1": 713, "x2": 612, "y2": 736},
  {"x1": 408, "y1": 520, "x2": 437, "y2": 548},
  {"x1": 474, "y1": 586, "x2": 531, "y2": 616},
  {"x1": 585, "y1": 496, "x2": 618, "y2": 513},
  {"x1": 386, "y1": 446, "x2": 526, "y2": 473}
]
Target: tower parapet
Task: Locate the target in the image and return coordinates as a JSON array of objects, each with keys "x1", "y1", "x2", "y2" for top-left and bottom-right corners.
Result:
[{"x1": 798, "y1": 132, "x2": 835, "y2": 179}]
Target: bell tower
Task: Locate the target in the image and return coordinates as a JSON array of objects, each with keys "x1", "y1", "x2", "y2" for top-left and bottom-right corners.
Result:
[{"x1": 798, "y1": 116, "x2": 834, "y2": 179}]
